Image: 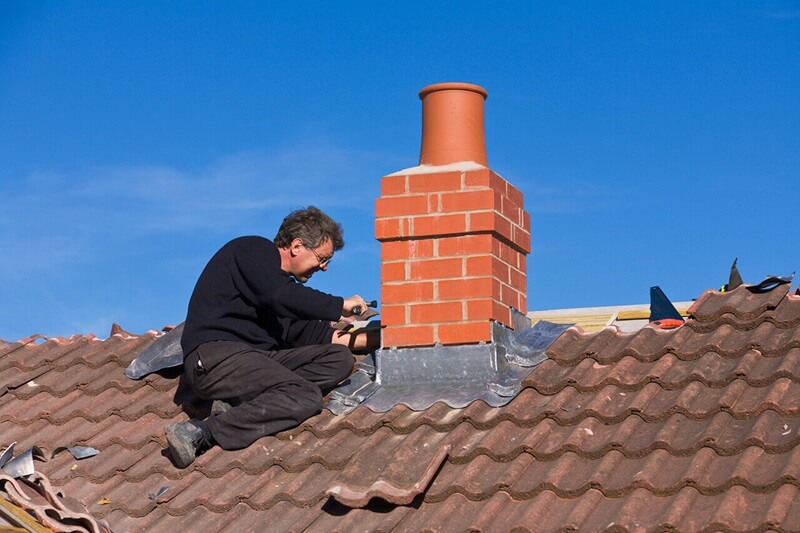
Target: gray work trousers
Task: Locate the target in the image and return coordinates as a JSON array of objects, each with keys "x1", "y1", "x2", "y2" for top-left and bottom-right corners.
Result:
[{"x1": 183, "y1": 340, "x2": 353, "y2": 450}]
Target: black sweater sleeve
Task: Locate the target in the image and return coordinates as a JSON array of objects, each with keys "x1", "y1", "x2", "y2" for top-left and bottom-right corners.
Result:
[{"x1": 181, "y1": 236, "x2": 344, "y2": 355}]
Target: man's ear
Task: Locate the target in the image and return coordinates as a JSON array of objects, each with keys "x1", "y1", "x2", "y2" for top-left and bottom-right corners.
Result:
[{"x1": 289, "y1": 238, "x2": 305, "y2": 257}]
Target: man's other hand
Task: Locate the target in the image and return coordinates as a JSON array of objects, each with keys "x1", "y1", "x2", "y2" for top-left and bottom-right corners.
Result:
[{"x1": 343, "y1": 295, "x2": 368, "y2": 317}]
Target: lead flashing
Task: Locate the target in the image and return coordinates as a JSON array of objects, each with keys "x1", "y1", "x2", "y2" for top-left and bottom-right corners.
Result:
[{"x1": 327, "y1": 311, "x2": 571, "y2": 414}]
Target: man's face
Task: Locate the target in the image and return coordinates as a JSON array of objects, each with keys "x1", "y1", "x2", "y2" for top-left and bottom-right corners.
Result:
[{"x1": 292, "y1": 238, "x2": 334, "y2": 283}]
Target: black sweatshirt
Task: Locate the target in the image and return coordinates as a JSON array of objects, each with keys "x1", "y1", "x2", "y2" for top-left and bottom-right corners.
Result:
[{"x1": 181, "y1": 236, "x2": 344, "y2": 356}]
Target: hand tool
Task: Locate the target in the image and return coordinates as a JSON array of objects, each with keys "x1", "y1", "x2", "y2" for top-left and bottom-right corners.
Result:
[{"x1": 353, "y1": 300, "x2": 378, "y2": 316}]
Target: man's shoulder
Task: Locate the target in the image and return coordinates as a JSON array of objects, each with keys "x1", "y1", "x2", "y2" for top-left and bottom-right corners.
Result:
[
  {"x1": 214, "y1": 236, "x2": 279, "y2": 264},
  {"x1": 226, "y1": 235, "x2": 273, "y2": 248}
]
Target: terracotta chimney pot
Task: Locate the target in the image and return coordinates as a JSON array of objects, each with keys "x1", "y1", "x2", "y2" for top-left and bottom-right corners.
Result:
[{"x1": 419, "y1": 82, "x2": 488, "y2": 166}]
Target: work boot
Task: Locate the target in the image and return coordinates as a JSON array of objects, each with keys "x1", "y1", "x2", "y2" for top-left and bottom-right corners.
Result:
[{"x1": 165, "y1": 419, "x2": 213, "y2": 468}]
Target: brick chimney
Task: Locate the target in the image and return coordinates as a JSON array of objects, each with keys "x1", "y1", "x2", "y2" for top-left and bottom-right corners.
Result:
[{"x1": 375, "y1": 82, "x2": 531, "y2": 348}]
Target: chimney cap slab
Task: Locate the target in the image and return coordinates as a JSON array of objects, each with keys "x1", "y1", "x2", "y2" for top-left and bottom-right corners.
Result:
[{"x1": 385, "y1": 161, "x2": 487, "y2": 177}]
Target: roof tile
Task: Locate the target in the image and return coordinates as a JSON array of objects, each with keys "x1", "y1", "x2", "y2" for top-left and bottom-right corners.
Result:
[
  {"x1": 3, "y1": 284, "x2": 800, "y2": 530},
  {"x1": 327, "y1": 427, "x2": 450, "y2": 506},
  {"x1": 245, "y1": 462, "x2": 338, "y2": 509},
  {"x1": 689, "y1": 284, "x2": 790, "y2": 323}
]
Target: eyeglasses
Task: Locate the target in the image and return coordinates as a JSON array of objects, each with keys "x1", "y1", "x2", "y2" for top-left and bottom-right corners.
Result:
[{"x1": 305, "y1": 245, "x2": 333, "y2": 267}]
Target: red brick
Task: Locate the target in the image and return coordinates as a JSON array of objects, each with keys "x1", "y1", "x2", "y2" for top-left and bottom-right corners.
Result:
[
  {"x1": 438, "y1": 321, "x2": 492, "y2": 345},
  {"x1": 381, "y1": 262, "x2": 407, "y2": 282},
  {"x1": 382, "y1": 325, "x2": 435, "y2": 348},
  {"x1": 374, "y1": 217, "x2": 410, "y2": 240},
  {"x1": 382, "y1": 281, "x2": 435, "y2": 304},
  {"x1": 509, "y1": 247, "x2": 522, "y2": 267},
  {"x1": 492, "y1": 238, "x2": 527, "y2": 270},
  {"x1": 375, "y1": 195, "x2": 430, "y2": 218},
  {"x1": 509, "y1": 267, "x2": 526, "y2": 292},
  {"x1": 409, "y1": 258, "x2": 463, "y2": 280},
  {"x1": 464, "y1": 254, "x2": 491, "y2": 277},
  {"x1": 517, "y1": 235, "x2": 531, "y2": 255},
  {"x1": 381, "y1": 240, "x2": 435, "y2": 261},
  {"x1": 466, "y1": 211, "x2": 494, "y2": 233},
  {"x1": 381, "y1": 175, "x2": 407, "y2": 197},
  {"x1": 506, "y1": 182, "x2": 524, "y2": 208},
  {"x1": 464, "y1": 255, "x2": 509, "y2": 283},
  {"x1": 493, "y1": 278, "x2": 505, "y2": 303},
  {"x1": 522, "y1": 210, "x2": 531, "y2": 232},
  {"x1": 438, "y1": 234, "x2": 494, "y2": 256},
  {"x1": 500, "y1": 284, "x2": 523, "y2": 311},
  {"x1": 464, "y1": 168, "x2": 505, "y2": 191},
  {"x1": 468, "y1": 211, "x2": 513, "y2": 243},
  {"x1": 512, "y1": 225, "x2": 531, "y2": 254},
  {"x1": 465, "y1": 299, "x2": 511, "y2": 324},
  {"x1": 427, "y1": 194, "x2": 442, "y2": 213},
  {"x1": 495, "y1": 240, "x2": 524, "y2": 266},
  {"x1": 440, "y1": 189, "x2": 496, "y2": 213},
  {"x1": 410, "y1": 302, "x2": 463, "y2": 323},
  {"x1": 491, "y1": 238, "x2": 502, "y2": 258},
  {"x1": 439, "y1": 277, "x2": 499, "y2": 300},
  {"x1": 494, "y1": 306, "x2": 513, "y2": 327},
  {"x1": 412, "y1": 213, "x2": 468, "y2": 237},
  {"x1": 500, "y1": 196, "x2": 523, "y2": 226},
  {"x1": 408, "y1": 172, "x2": 462, "y2": 193},
  {"x1": 465, "y1": 299, "x2": 492, "y2": 320},
  {"x1": 380, "y1": 304, "x2": 407, "y2": 326},
  {"x1": 490, "y1": 171, "x2": 509, "y2": 192}
]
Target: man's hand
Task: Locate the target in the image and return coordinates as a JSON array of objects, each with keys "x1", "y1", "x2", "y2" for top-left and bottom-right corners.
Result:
[
  {"x1": 335, "y1": 314, "x2": 358, "y2": 326},
  {"x1": 343, "y1": 295, "x2": 368, "y2": 317}
]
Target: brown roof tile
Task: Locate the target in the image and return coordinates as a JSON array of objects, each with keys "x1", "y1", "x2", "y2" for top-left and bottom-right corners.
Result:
[
  {"x1": 3, "y1": 285, "x2": 800, "y2": 530},
  {"x1": 327, "y1": 431, "x2": 450, "y2": 507}
]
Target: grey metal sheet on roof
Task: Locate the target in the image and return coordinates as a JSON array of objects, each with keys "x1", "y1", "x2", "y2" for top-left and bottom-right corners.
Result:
[{"x1": 327, "y1": 316, "x2": 571, "y2": 414}]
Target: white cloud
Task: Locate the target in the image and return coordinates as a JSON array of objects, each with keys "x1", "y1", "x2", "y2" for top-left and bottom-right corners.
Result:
[{"x1": 0, "y1": 139, "x2": 392, "y2": 280}]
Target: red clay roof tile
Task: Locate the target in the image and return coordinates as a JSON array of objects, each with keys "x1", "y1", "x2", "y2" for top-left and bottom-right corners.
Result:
[{"x1": 3, "y1": 284, "x2": 800, "y2": 530}]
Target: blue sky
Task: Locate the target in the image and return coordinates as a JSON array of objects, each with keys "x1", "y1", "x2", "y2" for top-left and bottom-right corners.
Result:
[{"x1": 1, "y1": 1, "x2": 799, "y2": 341}]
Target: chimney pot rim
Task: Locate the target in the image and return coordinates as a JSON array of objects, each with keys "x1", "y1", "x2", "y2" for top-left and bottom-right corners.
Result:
[{"x1": 419, "y1": 82, "x2": 488, "y2": 100}]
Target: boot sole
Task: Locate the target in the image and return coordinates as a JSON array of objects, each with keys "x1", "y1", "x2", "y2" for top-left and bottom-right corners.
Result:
[{"x1": 165, "y1": 423, "x2": 197, "y2": 468}]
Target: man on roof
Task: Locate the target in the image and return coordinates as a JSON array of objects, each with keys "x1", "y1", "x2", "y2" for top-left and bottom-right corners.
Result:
[{"x1": 166, "y1": 206, "x2": 378, "y2": 468}]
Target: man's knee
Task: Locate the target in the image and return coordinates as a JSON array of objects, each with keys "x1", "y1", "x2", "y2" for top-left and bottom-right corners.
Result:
[
  {"x1": 283, "y1": 381, "x2": 324, "y2": 423},
  {"x1": 311, "y1": 344, "x2": 354, "y2": 395}
]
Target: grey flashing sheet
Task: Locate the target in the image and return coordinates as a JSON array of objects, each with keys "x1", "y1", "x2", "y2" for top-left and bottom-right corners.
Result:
[
  {"x1": 327, "y1": 313, "x2": 572, "y2": 415},
  {"x1": 0, "y1": 444, "x2": 47, "y2": 479},
  {"x1": 124, "y1": 322, "x2": 185, "y2": 379}
]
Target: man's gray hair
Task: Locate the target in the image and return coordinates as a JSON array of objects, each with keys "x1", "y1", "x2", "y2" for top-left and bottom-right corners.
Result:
[{"x1": 274, "y1": 206, "x2": 344, "y2": 251}]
